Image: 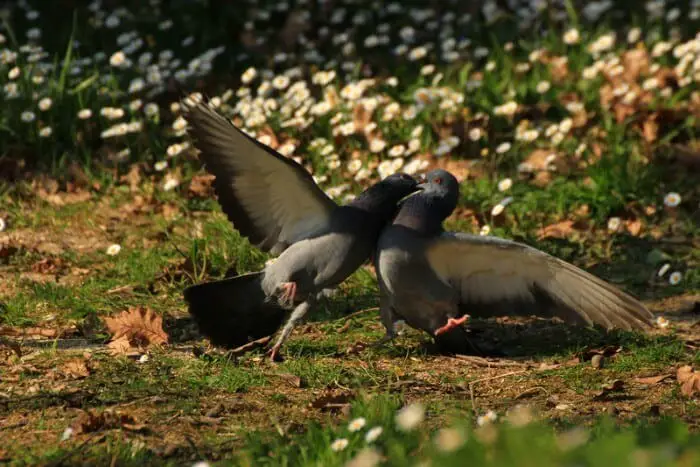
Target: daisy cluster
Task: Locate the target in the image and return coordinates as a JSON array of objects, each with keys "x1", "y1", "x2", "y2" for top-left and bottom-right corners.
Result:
[{"x1": 0, "y1": 0, "x2": 697, "y2": 226}]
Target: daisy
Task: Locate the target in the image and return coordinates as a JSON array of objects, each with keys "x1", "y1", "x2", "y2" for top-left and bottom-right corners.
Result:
[
  {"x1": 497, "y1": 178, "x2": 512, "y2": 192},
  {"x1": 331, "y1": 438, "x2": 349, "y2": 452},
  {"x1": 395, "y1": 403, "x2": 424, "y2": 431},
  {"x1": 669, "y1": 271, "x2": 682, "y2": 285},
  {"x1": 663, "y1": 192, "x2": 681, "y2": 208},
  {"x1": 106, "y1": 244, "x2": 122, "y2": 256},
  {"x1": 348, "y1": 417, "x2": 366, "y2": 432},
  {"x1": 476, "y1": 410, "x2": 498, "y2": 426},
  {"x1": 495, "y1": 142, "x2": 511, "y2": 154},
  {"x1": 563, "y1": 28, "x2": 581, "y2": 45}
]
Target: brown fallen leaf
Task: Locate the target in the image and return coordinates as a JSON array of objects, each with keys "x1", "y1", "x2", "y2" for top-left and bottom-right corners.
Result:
[
  {"x1": 642, "y1": 114, "x2": 658, "y2": 143},
  {"x1": 188, "y1": 173, "x2": 215, "y2": 198},
  {"x1": 103, "y1": 306, "x2": 169, "y2": 355},
  {"x1": 37, "y1": 190, "x2": 91, "y2": 206},
  {"x1": 310, "y1": 391, "x2": 354, "y2": 412},
  {"x1": 62, "y1": 358, "x2": 91, "y2": 379},
  {"x1": 276, "y1": 373, "x2": 302, "y2": 388},
  {"x1": 537, "y1": 220, "x2": 576, "y2": 240},
  {"x1": 624, "y1": 219, "x2": 643, "y2": 236},
  {"x1": 0, "y1": 326, "x2": 75, "y2": 339},
  {"x1": 593, "y1": 380, "x2": 625, "y2": 401},
  {"x1": 72, "y1": 410, "x2": 142, "y2": 434},
  {"x1": 677, "y1": 365, "x2": 700, "y2": 397},
  {"x1": 634, "y1": 374, "x2": 672, "y2": 386}
]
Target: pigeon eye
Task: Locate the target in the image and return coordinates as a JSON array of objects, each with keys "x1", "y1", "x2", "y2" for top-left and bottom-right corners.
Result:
[{"x1": 433, "y1": 177, "x2": 443, "y2": 185}]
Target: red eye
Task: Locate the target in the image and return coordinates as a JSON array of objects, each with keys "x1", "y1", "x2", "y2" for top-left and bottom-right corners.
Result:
[{"x1": 433, "y1": 177, "x2": 443, "y2": 184}]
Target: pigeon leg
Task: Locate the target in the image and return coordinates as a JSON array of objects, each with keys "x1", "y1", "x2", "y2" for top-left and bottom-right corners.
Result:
[
  {"x1": 277, "y1": 281, "x2": 297, "y2": 307},
  {"x1": 434, "y1": 315, "x2": 469, "y2": 336},
  {"x1": 268, "y1": 298, "x2": 313, "y2": 362},
  {"x1": 373, "y1": 293, "x2": 397, "y2": 347}
]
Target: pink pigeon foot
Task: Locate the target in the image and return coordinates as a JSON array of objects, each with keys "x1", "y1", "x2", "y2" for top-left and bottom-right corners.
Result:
[
  {"x1": 434, "y1": 315, "x2": 469, "y2": 336},
  {"x1": 278, "y1": 281, "x2": 297, "y2": 307}
]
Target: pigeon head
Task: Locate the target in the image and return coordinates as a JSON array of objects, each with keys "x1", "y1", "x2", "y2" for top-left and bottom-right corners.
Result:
[
  {"x1": 416, "y1": 169, "x2": 460, "y2": 220},
  {"x1": 393, "y1": 169, "x2": 460, "y2": 235},
  {"x1": 351, "y1": 172, "x2": 420, "y2": 216}
]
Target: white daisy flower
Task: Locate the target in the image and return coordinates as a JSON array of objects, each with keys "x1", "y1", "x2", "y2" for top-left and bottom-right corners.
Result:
[
  {"x1": 477, "y1": 410, "x2": 498, "y2": 426},
  {"x1": 495, "y1": 142, "x2": 511, "y2": 154},
  {"x1": 330, "y1": 438, "x2": 349, "y2": 452},
  {"x1": 348, "y1": 417, "x2": 366, "y2": 432},
  {"x1": 663, "y1": 192, "x2": 681, "y2": 208},
  {"x1": 106, "y1": 244, "x2": 122, "y2": 256},
  {"x1": 668, "y1": 271, "x2": 682, "y2": 285},
  {"x1": 563, "y1": 28, "x2": 581, "y2": 45},
  {"x1": 38, "y1": 97, "x2": 52, "y2": 111},
  {"x1": 365, "y1": 426, "x2": 383, "y2": 443},
  {"x1": 536, "y1": 81, "x2": 551, "y2": 93},
  {"x1": 497, "y1": 178, "x2": 512, "y2": 192},
  {"x1": 21, "y1": 111, "x2": 36, "y2": 122},
  {"x1": 657, "y1": 263, "x2": 671, "y2": 278},
  {"x1": 395, "y1": 403, "x2": 424, "y2": 431},
  {"x1": 607, "y1": 217, "x2": 621, "y2": 232},
  {"x1": 77, "y1": 108, "x2": 93, "y2": 120},
  {"x1": 655, "y1": 316, "x2": 669, "y2": 329}
]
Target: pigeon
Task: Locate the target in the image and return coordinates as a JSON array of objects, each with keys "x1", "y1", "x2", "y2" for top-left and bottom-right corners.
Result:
[
  {"x1": 181, "y1": 100, "x2": 420, "y2": 361},
  {"x1": 374, "y1": 169, "x2": 654, "y2": 354}
]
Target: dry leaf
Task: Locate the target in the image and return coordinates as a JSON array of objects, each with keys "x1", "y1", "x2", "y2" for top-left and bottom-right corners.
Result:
[
  {"x1": 537, "y1": 220, "x2": 576, "y2": 240},
  {"x1": 310, "y1": 391, "x2": 354, "y2": 412},
  {"x1": 37, "y1": 190, "x2": 91, "y2": 206},
  {"x1": 634, "y1": 374, "x2": 672, "y2": 386},
  {"x1": 593, "y1": 380, "x2": 625, "y2": 400},
  {"x1": 188, "y1": 174, "x2": 215, "y2": 198},
  {"x1": 120, "y1": 164, "x2": 141, "y2": 192},
  {"x1": 0, "y1": 326, "x2": 75, "y2": 339},
  {"x1": 276, "y1": 373, "x2": 302, "y2": 388},
  {"x1": 72, "y1": 410, "x2": 142, "y2": 434},
  {"x1": 642, "y1": 115, "x2": 658, "y2": 143},
  {"x1": 352, "y1": 103, "x2": 374, "y2": 135},
  {"x1": 103, "y1": 306, "x2": 168, "y2": 355},
  {"x1": 624, "y1": 219, "x2": 643, "y2": 236},
  {"x1": 62, "y1": 358, "x2": 90, "y2": 379},
  {"x1": 677, "y1": 365, "x2": 700, "y2": 397}
]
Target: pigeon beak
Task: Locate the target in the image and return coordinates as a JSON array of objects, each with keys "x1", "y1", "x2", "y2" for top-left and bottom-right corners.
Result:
[{"x1": 398, "y1": 188, "x2": 422, "y2": 204}]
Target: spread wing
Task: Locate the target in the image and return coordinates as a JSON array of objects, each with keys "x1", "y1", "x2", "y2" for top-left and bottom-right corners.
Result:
[
  {"x1": 184, "y1": 102, "x2": 337, "y2": 254},
  {"x1": 424, "y1": 232, "x2": 653, "y2": 330}
]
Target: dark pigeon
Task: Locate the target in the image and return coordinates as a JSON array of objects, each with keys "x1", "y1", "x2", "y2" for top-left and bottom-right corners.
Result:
[
  {"x1": 181, "y1": 99, "x2": 420, "y2": 361},
  {"x1": 374, "y1": 169, "x2": 654, "y2": 354}
]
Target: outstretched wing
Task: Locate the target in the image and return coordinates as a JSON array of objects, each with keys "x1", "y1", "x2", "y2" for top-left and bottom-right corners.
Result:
[
  {"x1": 184, "y1": 102, "x2": 337, "y2": 254},
  {"x1": 424, "y1": 232, "x2": 653, "y2": 330}
]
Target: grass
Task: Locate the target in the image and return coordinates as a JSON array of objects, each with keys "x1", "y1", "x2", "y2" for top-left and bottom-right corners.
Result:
[{"x1": 1, "y1": 0, "x2": 700, "y2": 465}]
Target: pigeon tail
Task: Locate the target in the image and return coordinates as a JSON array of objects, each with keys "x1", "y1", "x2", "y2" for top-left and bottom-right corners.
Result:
[{"x1": 184, "y1": 272, "x2": 287, "y2": 348}]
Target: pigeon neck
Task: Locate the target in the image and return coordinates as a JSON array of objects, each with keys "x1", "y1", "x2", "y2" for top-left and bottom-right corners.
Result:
[
  {"x1": 392, "y1": 195, "x2": 445, "y2": 237},
  {"x1": 349, "y1": 190, "x2": 400, "y2": 219}
]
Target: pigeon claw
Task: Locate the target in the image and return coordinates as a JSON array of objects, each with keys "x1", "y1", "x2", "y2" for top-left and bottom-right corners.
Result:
[
  {"x1": 434, "y1": 315, "x2": 469, "y2": 336},
  {"x1": 267, "y1": 345, "x2": 284, "y2": 363},
  {"x1": 278, "y1": 281, "x2": 297, "y2": 307}
]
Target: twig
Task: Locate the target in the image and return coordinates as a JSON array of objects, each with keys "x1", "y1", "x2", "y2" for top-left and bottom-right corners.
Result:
[
  {"x1": 468, "y1": 370, "x2": 527, "y2": 415},
  {"x1": 331, "y1": 307, "x2": 379, "y2": 323},
  {"x1": 450, "y1": 355, "x2": 526, "y2": 368},
  {"x1": 227, "y1": 335, "x2": 272, "y2": 356},
  {"x1": 105, "y1": 284, "x2": 134, "y2": 295},
  {"x1": 515, "y1": 386, "x2": 550, "y2": 400}
]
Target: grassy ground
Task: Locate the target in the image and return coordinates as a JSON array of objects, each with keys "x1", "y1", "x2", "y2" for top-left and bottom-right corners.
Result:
[{"x1": 1, "y1": 0, "x2": 700, "y2": 465}]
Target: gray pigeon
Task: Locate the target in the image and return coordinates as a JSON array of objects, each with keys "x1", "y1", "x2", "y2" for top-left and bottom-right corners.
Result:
[
  {"x1": 374, "y1": 169, "x2": 654, "y2": 354},
  {"x1": 181, "y1": 100, "x2": 420, "y2": 361}
]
